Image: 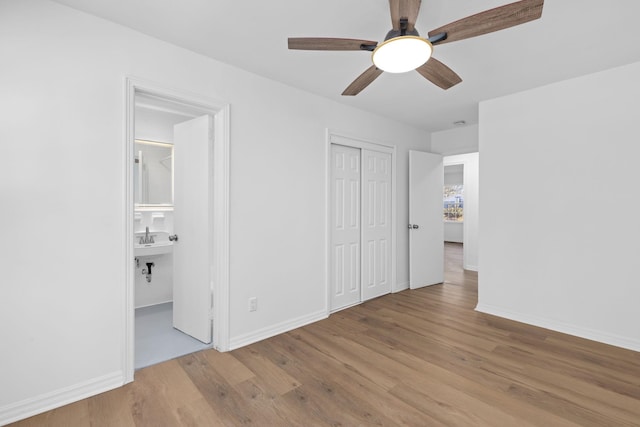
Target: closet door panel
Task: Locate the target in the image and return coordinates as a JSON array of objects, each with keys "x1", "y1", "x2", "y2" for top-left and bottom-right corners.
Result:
[
  {"x1": 330, "y1": 144, "x2": 361, "y2": 311},
  {"x1": 361, "y1": 150, "x2": 392, "y2": 301}
]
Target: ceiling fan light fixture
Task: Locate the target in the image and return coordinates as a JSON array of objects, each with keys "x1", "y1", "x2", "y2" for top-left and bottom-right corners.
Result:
[{"x1": 372, "y1": 36, "x2": 433, "y2": 73}]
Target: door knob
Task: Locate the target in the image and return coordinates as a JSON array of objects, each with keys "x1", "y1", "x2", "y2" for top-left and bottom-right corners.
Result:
[
  {"x1": 169, "y1": 234, "x2": 179, "y2": 242},
  {"x1": 412, "y1": 224, "x2": 419, "y2": 229}
]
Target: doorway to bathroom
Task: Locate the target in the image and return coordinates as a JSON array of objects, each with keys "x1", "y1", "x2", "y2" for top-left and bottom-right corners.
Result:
[
  {"x1": 124, "y1": 78, "x2": 230, "y2": 381},
  {"x1": 133, "y1": 96, "x2": 211, "y2": 369}
]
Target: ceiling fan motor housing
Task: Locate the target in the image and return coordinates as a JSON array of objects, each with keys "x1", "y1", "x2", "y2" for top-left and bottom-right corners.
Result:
[{"x1": 384, "y1": 28, "x2": 420, "y2": 41}]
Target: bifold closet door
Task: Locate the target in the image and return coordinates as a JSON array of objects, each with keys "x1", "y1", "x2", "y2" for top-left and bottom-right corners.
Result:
[
  {"x1": 330, "y1": 144, "x2": 361, "y2": 311},
  {"x1": 361, "y1": 149, "x2": 392, "y2": 301}
]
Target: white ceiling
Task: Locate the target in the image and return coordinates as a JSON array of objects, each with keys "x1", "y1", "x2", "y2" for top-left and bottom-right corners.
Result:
[{"x1": 52, "y1": 0, "x2": 640, "y2": 132}]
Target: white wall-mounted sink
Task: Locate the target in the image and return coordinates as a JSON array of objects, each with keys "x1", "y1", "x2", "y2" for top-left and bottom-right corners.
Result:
[
  {"x1": 135, "y1": 242, "x2": 173, "y2": 257},
  {"x1": 134, "y1": 230, "x2": 173, "y2": 257}
]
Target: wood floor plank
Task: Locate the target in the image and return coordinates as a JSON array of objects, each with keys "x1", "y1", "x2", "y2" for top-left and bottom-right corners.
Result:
[
  {"x1": 230, "y1": 376, "x2": 313, "y2": 427},
  {"x1": 262, "y1": 337, "x2": 397, "y2": 426},
  {"x1": 202, "y1": 350, "x2": 255, "y2": 386},
  {"x1": 12, "y1": 399, "x2": 90, "y2": 427},
  {"x1": 389, "y1": 381, "x2": 538, "y2": 427},
  {"x1": 86, "y1": 386, "x2": 137, "y2": 427},
  {"x1": 228, "y1": 378, "x2": 300, "y2": 426},
  {"x1": 359, "y1": 300, "x2": 637, "y2": 421},
  {"x1": 127, "y1": 369, "x2": 183, "y2": 426},
  {"x1": 173, "y1": 397, "x2": 227, "y2": 426},
  {"x1": 10, "y1": 243, "x2": 640, "y2": 426},
  {"x1": 267, "y1": 333, "x2": 441, "y2": 426},
  {"x1": 232, "y1": 345, "x2": 301, "y2": 395},
  {"x1": 177, "y1": 352, "x2": 260, "y2": 426},
  {"x1": 328, "y1": 321, "x2": 580, "y2": 427}
]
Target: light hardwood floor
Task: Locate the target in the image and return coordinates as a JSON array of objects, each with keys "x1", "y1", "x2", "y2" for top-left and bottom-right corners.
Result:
[{"x1": 12, "y1": 243, "x2": 640, "y2": 426}]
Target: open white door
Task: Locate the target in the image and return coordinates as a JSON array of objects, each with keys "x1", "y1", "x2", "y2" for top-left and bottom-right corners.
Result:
[
  {"x1": 173, "y1": 115, "x2": 212, "y2": 344},
  {"x1": 409, "y1": 150, "x2": 444, "y2": 289}
]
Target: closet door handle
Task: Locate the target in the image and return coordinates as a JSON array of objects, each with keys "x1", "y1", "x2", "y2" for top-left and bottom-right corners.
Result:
[{"x1": 412, "y1": 224, "x2": 419, "y2": 229}]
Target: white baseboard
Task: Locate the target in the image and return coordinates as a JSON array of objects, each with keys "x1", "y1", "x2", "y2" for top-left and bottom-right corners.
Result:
[
  {"x1": 229, "y1": 310, "x2": 328, "y2": 350},
  {"x1": 0, "y1": 371, "x2": 124, "y2": 426},
  {"x1": 475, "y1": 302, "x2": 640, "y2": 353},
  {"x1": 464, "y1": 264, "x2": 478, "y2": 272},
  {"x1": 135, "y1": 299, "x2": 173, "y2": 309},
  {"x1": 330, "y1": 301, "x2": 361, "y2": 314},
  {"x1": 393, "y1": 281, "x2": 409, "y2": 292}
]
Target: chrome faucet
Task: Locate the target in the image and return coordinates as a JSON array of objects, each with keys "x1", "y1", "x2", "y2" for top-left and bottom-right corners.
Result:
[{"x1": 139, "y1": 226, "x2": 155, "y2": 244}]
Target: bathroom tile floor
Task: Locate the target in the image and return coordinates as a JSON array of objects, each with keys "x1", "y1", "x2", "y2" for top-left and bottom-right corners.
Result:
[{"x1": 135, "y1": 302, "x2": 211, "y2": 370}]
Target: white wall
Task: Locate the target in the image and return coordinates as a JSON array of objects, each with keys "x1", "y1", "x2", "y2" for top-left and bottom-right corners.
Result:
[
  {"x1": 478, "y1": 61, "x2": 640, "y2": 352},
  {"x1": 444, "y1": 165, "x2": 463, "y2": 186},
  {"x1": 431, "y1": 124, "x2": 479, "y2": 155},
  {"x1": 0, "y1": 0, "x2": 430, "y2": 423},
  {"x1": 444, "y1": 222, "x2": 463, "y2": 243},
  {"x1": 444, "y1": 154, "x2": 479, "y2": 271},
  {"x1": 135, "y1": 252, "x2": 173, "y2": 308},
  {"x1": 135, "y1": 104, "x2": 194, "y2": 143}
]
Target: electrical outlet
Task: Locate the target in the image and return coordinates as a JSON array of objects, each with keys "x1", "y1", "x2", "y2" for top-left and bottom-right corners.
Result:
[{"x1": 249, "y1": 297, "x2": 257, "y2": 312}]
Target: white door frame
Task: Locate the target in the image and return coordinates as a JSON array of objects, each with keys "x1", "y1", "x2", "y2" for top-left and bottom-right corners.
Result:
[
  {"x1": 326, "y1": 130, "x2": 397, "y2": 314},
  {"x1": 124, "y1": 77, "x2": 230, "y2": 382}
]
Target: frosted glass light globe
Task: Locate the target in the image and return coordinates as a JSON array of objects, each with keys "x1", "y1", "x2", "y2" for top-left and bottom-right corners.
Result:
[{"x1": 372, "y1": 36, "x2": 433, "y2": 73}]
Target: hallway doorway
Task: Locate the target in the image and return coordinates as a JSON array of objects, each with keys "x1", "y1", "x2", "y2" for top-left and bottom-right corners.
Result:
[{"x1": 443, "y1": 242, "x2": 477, "y2": 290}]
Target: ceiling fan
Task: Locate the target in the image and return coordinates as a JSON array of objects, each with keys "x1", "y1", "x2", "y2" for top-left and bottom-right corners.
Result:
[{"x1": 288, "y1": 0, "x2": 544, "y2": 95}]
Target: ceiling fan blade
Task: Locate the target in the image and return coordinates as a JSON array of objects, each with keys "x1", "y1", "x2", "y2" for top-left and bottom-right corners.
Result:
[
  {"x1": 428, "y1": 0, "x2": 544, "y2": 45},
  {"x1": 416, "y1": 58, "x2": 462, "y2": 90},
  {"x1": 342, "y1": 66, "x2": 384, "y2": 96},
  {"x1": 389, "y1": 0, "x2": 422, "y2": 31},
  {"x1": 288, "y1": 38, "x2": 377, "y2": 51}
]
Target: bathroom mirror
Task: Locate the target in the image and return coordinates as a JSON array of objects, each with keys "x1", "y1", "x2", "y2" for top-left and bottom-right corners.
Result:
[{"x1": 134, "y1": 139, "x2": 173, "y2": 207}]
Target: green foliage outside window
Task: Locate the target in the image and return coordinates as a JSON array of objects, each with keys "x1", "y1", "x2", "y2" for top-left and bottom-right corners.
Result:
[{"x1": 444, "y1": 185, "x2": 463, "y2": 222}]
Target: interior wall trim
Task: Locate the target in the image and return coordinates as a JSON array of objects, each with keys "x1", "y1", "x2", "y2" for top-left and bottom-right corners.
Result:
[
  {"x1": 229, "y1": 310, "x2": 328, "y2": 350},
  {"x1": 475, "y1": 303, "x2": 640, "y2": 352},
  {"x1": 0, "y1": 372, "x2": 123, "y2": 426},
  {"x1": 394, "y1": 281, "x2": 410, "y2": 292}
]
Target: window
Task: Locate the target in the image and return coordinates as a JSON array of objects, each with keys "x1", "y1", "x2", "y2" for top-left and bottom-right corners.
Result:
[{"x1": 444, "y1": 185, "x2": 463, "y2": 222}]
